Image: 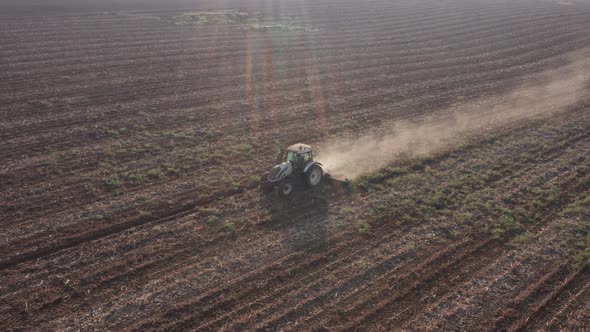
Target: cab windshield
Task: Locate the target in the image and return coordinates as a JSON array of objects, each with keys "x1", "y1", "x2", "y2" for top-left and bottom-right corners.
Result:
[
  {"x1": 285, "y1": 151, "x2": 311, "y2": 164},
  {"x1": 286, "y1": 151, "x2": 296, "y2": 162}
]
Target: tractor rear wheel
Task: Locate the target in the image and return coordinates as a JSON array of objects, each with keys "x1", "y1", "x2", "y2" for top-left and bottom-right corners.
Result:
[
  {"x1": 305, "y1": 165, "x2": 323, "y2": 187},
  {"x1": 260, "y1": 172, "x2": 274, "y2": 193},
  {"x1": 279, "y1": 179, "x2": 294, "y2": 197}
]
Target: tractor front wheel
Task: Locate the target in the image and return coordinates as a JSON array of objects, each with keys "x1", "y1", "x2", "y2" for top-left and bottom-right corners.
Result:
[
  {"x1": 279, "y1": 179, "x2": 294, "y2": 197},
  {"x1": 260, "y1": 172, "x2": 274, "y2": 193},
  {"x1": 305, "y1": 165, "x2": 323, "y2": 187}
]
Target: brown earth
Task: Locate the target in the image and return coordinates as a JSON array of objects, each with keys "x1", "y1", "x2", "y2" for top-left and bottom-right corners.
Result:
[{"x1": 1, "y1": 0, "x2": 589, "y2": 330}]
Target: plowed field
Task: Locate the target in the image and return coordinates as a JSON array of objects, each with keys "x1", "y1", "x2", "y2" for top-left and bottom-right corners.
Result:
[{"x1": 1, "y1": 0, "x2": 589, "y2": 330}]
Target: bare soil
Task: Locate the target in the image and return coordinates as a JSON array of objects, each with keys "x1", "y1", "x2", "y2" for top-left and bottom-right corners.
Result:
[{"x1": 1, "y1": 0, "x2": 589, "y2": 330}]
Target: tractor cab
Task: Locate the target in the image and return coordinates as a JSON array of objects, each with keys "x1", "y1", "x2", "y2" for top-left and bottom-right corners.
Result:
[
  {"x1": 278, "y1": 143, "x2": 313, "y2": 170},
  {"x1": 262, "y1": 143, "x2": 324, "y2": 196}
]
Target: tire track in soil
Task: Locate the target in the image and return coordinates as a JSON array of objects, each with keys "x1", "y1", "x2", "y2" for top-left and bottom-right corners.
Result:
[
  {"x1": 1, "y1": 107, "x2": 331, "y2": 229},
  {"x1": 333, "y1": 239, "x2": 501, "y2": 332},
  {"x1": 292, "y1": 126, "x2": 590, "y2": 330},
  {"x1": 282, "y1": 164, "x2": 589, "y2": 331},
  {"x1": 1, "y1": 191, "x2": 342, "y2": 317},
  {"x1": 73, "y1": 201, "x2": 330, "y2": 298},
  {"x1": 510, "y1": 265, "x2": 590, "y2": 331},
  {"x1": 3, "y1": 89, "x2": 588, "y2": 220},
  {"x1": 491, "y1": 264, "x2": 588, "y2": 331},
  {"x1": 541, "y1": 272, "x2": 590, "y2": 330},
  {"x1": 331, "y1": 186, "x2": 588, "y2": 330},
  {"x1": 131, "y1": 113, "x2": 590, "y2": 328},
  {"x1": 3, "y1": 50, "x2": 586, "y2": 191},
  {"x1": 27, "y1": 236, "x2": 303, "y2": 320},
  {"x1": 2, "y1": 111, "x2": 588, "y2": 330},
  {"x1": 399, "y1": 252, "x2": 577, "y2": 331},
  {"x1": 272, "y1": 122, "x2": 590, "y2": 330},
  {"x1": 3, "y1": 113, "x2": 556, "y2": 326},
  {"x1": 1, "y1": 149, "x2": 242, "y2": 228},
  {"x1": 2, "y1": 104, "x2": 588, "y2": 298},
  {"x1": 0, "y1": 59, "x2": 563, "y2": 170},
  {"x1": 140, "y1": 228, "x2": 462, "y2": 331},
  {"x1": 144, "y1": 215, "x2": 443, "y2": 330},
  {"x1": 0, "y1": 183, "x2": 254, "y2": 271},
  {"x1": 0, "y1": 118, "x2": 552, "y2": 326},
  {"x1": 5, "y1": 67, "x2": 580, "y2": 239},
  {"x1": 0, "y1": 299, "x2": 26, "y2": 329},
  {"x1": 0, "y1": 68, "x2": 564, "y2": 205},
  {"x1": 25, "y1": 111, "x2": 568, "y2": 326},
  {"x1": 394, "y1": 179, "x2": 590, "y2": 329},
  {"x1": 401, "y1": 194, "x2": 590, "y2": 330},
  {"x1": 4, "y1": 108, "x2": 570, "y2": 261},
  {"x1": 238, "y1": 237, "x2": 493, "y2": 332},
  {"x1": 3, "y1": 104, "x2": 588, "y2": 308},
  {"x1": 3, "y1": 3, "x2": 590, "y2": 330}
]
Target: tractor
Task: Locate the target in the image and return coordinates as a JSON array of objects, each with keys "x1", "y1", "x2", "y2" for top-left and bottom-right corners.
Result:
[{"x1": 260, "y1": 143, "x2": 350, "y2": 196}]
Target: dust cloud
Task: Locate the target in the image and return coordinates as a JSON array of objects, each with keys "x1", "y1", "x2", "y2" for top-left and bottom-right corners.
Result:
[{"x1": 318, "y1": 50, "x2": 590, "y2": 179}]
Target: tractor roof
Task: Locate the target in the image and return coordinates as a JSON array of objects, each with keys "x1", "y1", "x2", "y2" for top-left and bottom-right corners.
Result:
[{"x1": 286, "y1": 143, "x2": 312, "y2": 153}]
